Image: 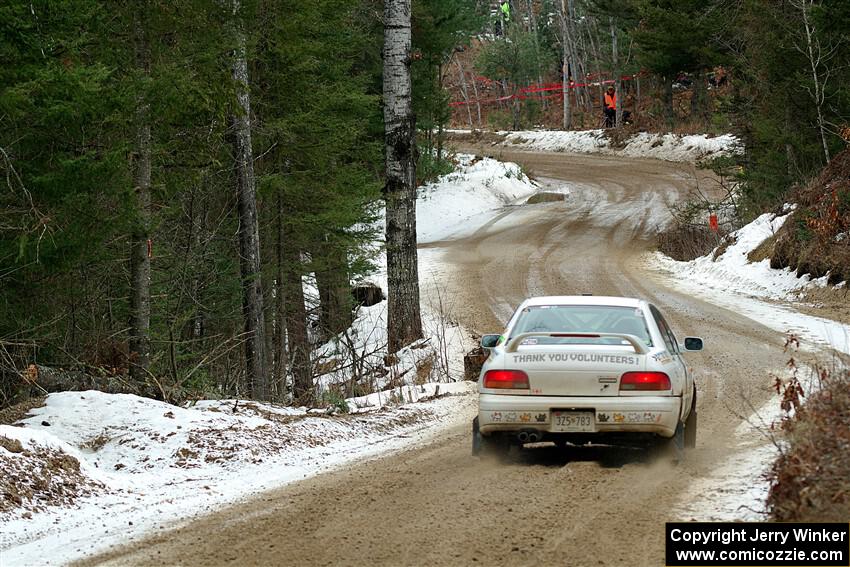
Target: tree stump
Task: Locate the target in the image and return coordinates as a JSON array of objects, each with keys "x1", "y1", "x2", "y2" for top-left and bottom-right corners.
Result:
[{"x1": 463, "y1": 347, "x2": 489, "y2": 382}]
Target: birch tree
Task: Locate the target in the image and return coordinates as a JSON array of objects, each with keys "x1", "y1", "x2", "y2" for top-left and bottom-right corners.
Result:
[
  {"x1": 129, "y1": 5, "x2": 152, "y2": 383},
  {"x1": 792, "y1": 0, "x2": 833, "y2": 163},
  {"x1": 229, "y1": 0, "x2": 270, "y2": 399},
  {"x1": 559, "y1": 0, "x2": 572, "y2": 129},
  {"x1": 610, "y1": 16, "x2": 622, "y2": 127},
  {"x1": 383, "y1": 0, "x2": 423, "y2": 353}
]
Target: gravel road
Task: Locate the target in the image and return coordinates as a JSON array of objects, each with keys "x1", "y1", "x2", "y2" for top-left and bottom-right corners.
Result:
[{"x1": 80, "y1": 149, "x2": 787, "y2": 567}]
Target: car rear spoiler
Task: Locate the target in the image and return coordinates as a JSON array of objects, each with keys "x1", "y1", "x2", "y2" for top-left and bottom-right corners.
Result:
[{"x1": 504, "y1": 332, "x2": 649, "y2": 355}]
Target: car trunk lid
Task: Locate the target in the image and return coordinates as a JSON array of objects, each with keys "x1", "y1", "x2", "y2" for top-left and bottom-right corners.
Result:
[{"x1": 504, "y1": 333, "x2": 648, "y2": 397}]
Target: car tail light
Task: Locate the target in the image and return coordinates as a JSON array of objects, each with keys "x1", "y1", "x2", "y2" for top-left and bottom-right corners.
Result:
[
  {"x1": 483, "y1": 370, "x2": 530, "y2": 390},
  {"x1": 619, "y1": 371, "x2": 671, "y2": 391}
]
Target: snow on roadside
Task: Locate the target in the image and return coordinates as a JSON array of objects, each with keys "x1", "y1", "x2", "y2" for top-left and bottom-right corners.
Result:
[
  {"x1": 654, "y1": 209, "x2": 848, "y2": 519},
  {"x1": 2, "y1": 153, "x2": 547, "y2": 565},
  {"x1": 313, "y1": 259, "x2": 472, "y2": 402},
  {"x1": 451, "y1": 129, "x2": 741, "y2": 163},
  {"x1": 0, "y1": 153, "x2": 547, "y2": 565},
  {"x1": 1, "y1": 384, "x2": 475, "y2": 566},
  {"x1": 647, "y1": 209, "x2": 849, "y2": 355},
  {"x1": 675, "y1": 358, "x2": 830, "y2": 522},
  {"x1": 651, "y1": 210, "x2": 807, "y2": 301},
  {"x1": 313, "y1": 153, "x2": 542, "y2": 396},
  {"x1": 677, "y1": 444, "x2": 776, "y2": 521},
  {"x1": 417, "y1": 154, "x2": 540, "y2": 243}
]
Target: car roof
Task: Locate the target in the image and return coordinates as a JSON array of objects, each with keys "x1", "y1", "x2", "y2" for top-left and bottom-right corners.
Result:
[{"x1": 520, "y1": 296, "x2": 645, "y2": 308}]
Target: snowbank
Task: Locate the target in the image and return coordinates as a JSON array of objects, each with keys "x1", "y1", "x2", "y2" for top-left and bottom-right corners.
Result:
[
  {"x1": 3, "y1": 151, "x2": 544, "y2": 565},
  {"x1": 417, "y1": 154, "x2": 540, "y2": 243},
  {"x1": 1, "y1": 384, "x2": 475, "y2": 565},
  {"x1": 451, "y1": 129, "x2": 741, "y2": 163},
  {"x1": 675, "y1": 352, "x2": 831, "y2": 522},
  {"x1": 652, "y1": 210, "x2": 808, "y2": 301},
  {"x1": 313, "y1": 153, "x2": 542, "y2": 396},
  {"x1": 648, "y1": 209, "x2": 850, "y2": 355},
  {"x1": 313, "y1": 276, "x2": 472, "y2": 405}
]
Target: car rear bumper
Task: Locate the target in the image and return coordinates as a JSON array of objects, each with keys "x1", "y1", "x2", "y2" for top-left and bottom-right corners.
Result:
[{"x1": 478, "y1": 394, "x2": 681, "y2": 438}]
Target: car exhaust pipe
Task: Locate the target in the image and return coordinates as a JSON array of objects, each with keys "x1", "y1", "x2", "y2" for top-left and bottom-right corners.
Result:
[
  {"x1": 528, "y1": 432, "x2": 541, "y2": 443},
  {"x1": 517, "y1": 431, "x2": 529, "y2": 443}
]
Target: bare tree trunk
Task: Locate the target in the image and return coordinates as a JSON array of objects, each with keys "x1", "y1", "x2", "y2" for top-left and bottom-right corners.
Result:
[
  {"x1": 189, "y1": 192, "x2": 206, "y2": 342},
  {"x1": 525, "y1": 0, "x2": 546, "y2": 110},
  {"x1": 453, "y1": 56, "x2": 474, "y2": 128},
  {"x1": 567, "y1": 0, "x2": 586, "y2": 113},
  {"x1": 567, "y1": 0, "x2": 593, "y2": 112},
  {"x1": 470, "y1": 65, "x2": 483, "y2": 127},
  {"x1": 559, "y1": 0, "x2": 571, "y2": 129},
  {"x1": 314, "y1": 241, "x2": 353, "y2": 338},
  {"x1": 283, "y1": 243, "x2": 311, "y2": 402},
  {"x1": 636, "y1": 74, "x2": 641, "y2": 118},
  {"x1": 129, "y1": 6, "x2": 152, "y2": 383},
  {"x1": 663, "y1": 77, "x2": 675, "y2": 128},
  {"x1": 383, "y1": 0, "x2": 423, "y2": 354},
  {"x1": 273, "y1": 191, "x2": 288, "y2": 399},
  {"x1": 690, "y1": 70, "x2": 707, "y2": 121},
  {"x1": 586, "y1": 17, "x2": 605, "y2": 118},
  {"x1": 610, "y1": 17, "x2": 622, "y2": 128},
  {"x1": 230, "y1": 0, "x2": 270, "y2": 399},
  {"x1": 437, "y1": 63, "x2": 445, "y2": 161},
  {"x1": 795, "y1": 0, "x2": 831, "y2": 163}
]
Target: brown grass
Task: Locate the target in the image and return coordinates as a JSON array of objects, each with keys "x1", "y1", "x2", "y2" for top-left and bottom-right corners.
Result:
[
  {"x1": 767, "y1": 361, "x2": 850, "y2": 522},
  {"x1": 414, "y1": 355, "x2": 435, "y2": 385},
  {"x1": 81, "y1": 432, "x2": 111, "y2": 452},
  {"x1": 0, "y1": 436, "x2": 24, "y2": 453},
  {"x1": 711, "y1": 235, "x2": 736, "y2": 261},
  {"x1": 657, "y1": 224, "x2": 721, "y2": 261},
  {"x1": 747, "y1": 234, "x2": 776, "y2": 263},
  {"x1": 526, "y1": 192, "x2": 567, "y2": 204},
  {"x1": 0, "y1": 396, "x2": 46, "y2": 426}
]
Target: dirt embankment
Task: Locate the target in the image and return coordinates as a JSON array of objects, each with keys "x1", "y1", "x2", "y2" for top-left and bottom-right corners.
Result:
[{"x1": 772, "y1": 147, "x2": 850, "y2": 285}]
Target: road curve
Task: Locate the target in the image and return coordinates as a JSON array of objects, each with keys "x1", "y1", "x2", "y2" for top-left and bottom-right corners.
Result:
[{"x1": 79, "y1": 149, "x2": 787, "y2": 567}]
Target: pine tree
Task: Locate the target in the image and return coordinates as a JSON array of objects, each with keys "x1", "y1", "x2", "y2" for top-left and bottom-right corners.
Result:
[{"x1": 253, "y1": 0, "x2": 382, "y2": 399}]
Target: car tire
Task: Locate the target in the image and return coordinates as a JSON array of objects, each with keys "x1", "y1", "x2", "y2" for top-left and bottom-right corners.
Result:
[{"x1": 684, "y1": 398, "x2": 697, "y2": 449}]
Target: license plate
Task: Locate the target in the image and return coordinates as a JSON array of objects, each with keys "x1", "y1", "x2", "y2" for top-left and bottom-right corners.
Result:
[{"x1": 551, "y1": 411, "x2": 595, "y2": 432}]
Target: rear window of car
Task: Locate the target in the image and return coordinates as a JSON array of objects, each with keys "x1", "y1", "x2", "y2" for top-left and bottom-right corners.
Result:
[{"x1": 509, "y1": 305, "x2": 653, "y2": 346}]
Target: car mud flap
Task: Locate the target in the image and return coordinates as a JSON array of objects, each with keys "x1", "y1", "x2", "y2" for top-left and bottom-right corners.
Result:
[
  {"x1": 684, "y1": 401, "x2": 697, "y2": 449},
  {"x1": 472, "y1": 416, "x2": 482, "y2": 456}
]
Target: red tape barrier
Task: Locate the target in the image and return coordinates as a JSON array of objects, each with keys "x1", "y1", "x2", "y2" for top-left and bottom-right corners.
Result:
[{"x1": 452, "y1": 73, "x2": 645, "y2": 107}]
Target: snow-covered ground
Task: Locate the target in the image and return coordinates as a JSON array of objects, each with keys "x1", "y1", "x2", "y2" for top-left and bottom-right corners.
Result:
[
  {"x1": 451, "y1": 128, "x2": 741, "y2": 163},
  {"x1": 417, "y1": 154, "x2": 539, "y2": 243},
  {"x1": 1, "y1": 152, "x2": 545, "y2": 566},
  {"x1": 315, "y1": 153, "x2": 540, "y2": 394},
  {"x1": 0, "y1": 385, "x2": 475, "y2": 565},
  {"x1": 647, "y1": 209, "x2": 849, "y2": 355}
]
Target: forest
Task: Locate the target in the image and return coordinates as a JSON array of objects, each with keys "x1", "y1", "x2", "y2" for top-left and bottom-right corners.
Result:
[{"x1": 2, "y1": 0, "x2": 848, "y2": 407}]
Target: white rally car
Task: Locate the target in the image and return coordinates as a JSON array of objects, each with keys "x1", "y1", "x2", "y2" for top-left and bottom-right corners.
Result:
[{"x1": 472, "y1": 296, "x2": 703, "y2": 458}]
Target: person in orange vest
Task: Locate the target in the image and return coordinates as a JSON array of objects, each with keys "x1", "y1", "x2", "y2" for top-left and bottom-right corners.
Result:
[{"x1": 603, "y1": 85, "x2": 617, "y2": 127}]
